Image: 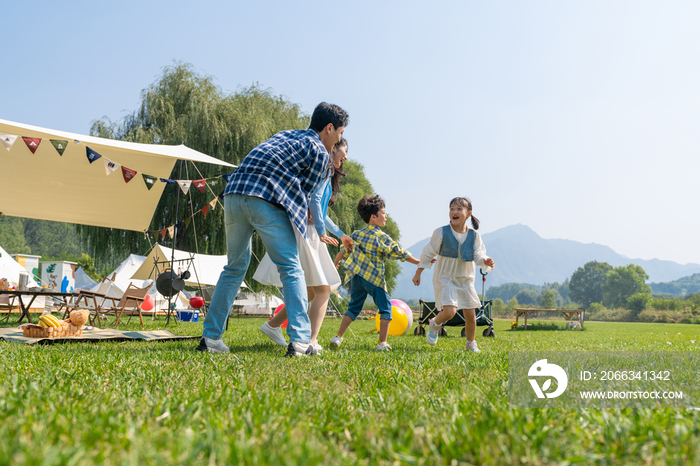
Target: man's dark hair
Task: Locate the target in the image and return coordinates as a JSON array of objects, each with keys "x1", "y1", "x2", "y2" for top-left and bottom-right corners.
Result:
[
  {"x1": 357, "y1": 195, "x2": 385, "y2": 224},
  {"x1": 309, "y1": 102, "x2": 349, "y2": 132}
]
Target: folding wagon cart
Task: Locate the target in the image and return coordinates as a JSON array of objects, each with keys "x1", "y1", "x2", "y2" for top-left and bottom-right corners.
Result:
[{"x1": 414, "y1": 269, "x2": 495, "y2": 338}]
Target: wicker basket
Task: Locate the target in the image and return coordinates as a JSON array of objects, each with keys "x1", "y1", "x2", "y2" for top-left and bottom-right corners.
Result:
[{"x1": 23, "y1": 322, "x2": 84, "y2": 338}]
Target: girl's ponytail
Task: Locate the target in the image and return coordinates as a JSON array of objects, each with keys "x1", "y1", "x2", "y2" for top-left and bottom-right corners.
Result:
[{"x1": 471, "y1": 215, "x2": 480, "y2": 230}]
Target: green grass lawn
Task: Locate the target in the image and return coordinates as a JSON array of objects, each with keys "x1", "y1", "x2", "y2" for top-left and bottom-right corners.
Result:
[{"x1": 1, "y1": 316, "x2": 699, "y2": 465}]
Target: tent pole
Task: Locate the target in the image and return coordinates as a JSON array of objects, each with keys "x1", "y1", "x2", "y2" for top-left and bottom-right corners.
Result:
[{"x1": 166, "y1": 160, "x2": 183, "y2": 326}]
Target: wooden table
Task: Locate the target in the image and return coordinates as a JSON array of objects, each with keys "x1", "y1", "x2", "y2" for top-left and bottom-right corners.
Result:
[
  {"x1": 514, "y1": 307, "x2": 585, "y2": 329},
  {"x1": 0, "y1": 290, "x2": 75, "y2": 324}
]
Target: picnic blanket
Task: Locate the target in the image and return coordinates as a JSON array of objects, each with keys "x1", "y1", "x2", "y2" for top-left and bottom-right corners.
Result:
[{"x1": 0, "y1": 327, "x2": 199, "y2": 345}]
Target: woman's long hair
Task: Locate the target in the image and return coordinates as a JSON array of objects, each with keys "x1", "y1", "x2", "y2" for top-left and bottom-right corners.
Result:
[{"x1": 328, "y1": 138, "x2": 347, "y2": 207}]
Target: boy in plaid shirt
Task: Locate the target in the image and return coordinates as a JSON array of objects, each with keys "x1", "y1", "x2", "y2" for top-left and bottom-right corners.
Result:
[{"x1": 331, "y1": 195, "x2": 420, "y2": 350}]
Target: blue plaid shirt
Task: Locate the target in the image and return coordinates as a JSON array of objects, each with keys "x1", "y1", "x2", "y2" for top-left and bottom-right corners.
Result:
[{"x1": 223, "y1": 129, "x2": 329, "y2": 238}]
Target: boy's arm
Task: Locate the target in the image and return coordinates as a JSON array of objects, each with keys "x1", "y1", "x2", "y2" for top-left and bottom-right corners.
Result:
[
  {"x1": 379, "y1": 233, "x2": 412, "y2": 262},
  {"x1": 334, "y1": 247, "x2": 351, "y2": 268}
]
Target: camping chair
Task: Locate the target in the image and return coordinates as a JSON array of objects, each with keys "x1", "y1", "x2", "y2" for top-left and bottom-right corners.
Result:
[
  {"x1": 65, "y1": 273, "x2": 120, "y2": 327},
  {"x1": 0, "y1": 294, "x2": 19, "y2": 323},
  {"x1": 109, "y1": 283, "x2": 153, "y2": 327}
]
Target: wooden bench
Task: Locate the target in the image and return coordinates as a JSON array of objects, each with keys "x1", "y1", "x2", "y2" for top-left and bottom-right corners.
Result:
[{"x1": 514, "y1": 307, "x2": 585, "y2": 329}]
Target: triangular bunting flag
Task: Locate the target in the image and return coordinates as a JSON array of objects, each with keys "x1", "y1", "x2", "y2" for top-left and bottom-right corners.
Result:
[
  {"x1": 142, "y1": 174, "x2": 157, "y2": 190},
  {"x1": 167, "y1": 225, "x2": 175, "y2": 239},
  {"x1": 177, "y1": 180, "x2": 192, "y2": 194},
  {"x1": 209, "y1": 198, "x2": 218, "y2": 210},
  {"x1": 152, "y1": 230, "x2": 160, "y2": 239},
  {"x1": 0, "y1": 133, "x2": 18, "y2": 151},
  {"x1": 193, "y1": 179, "x2": 206, "y2": 193},
  {"x1": 184, "y1": 218, "x2": 191, "y2": 231},
  {"x1": 86, "y1": 146, "x2": 102, "y2": 163},
  {"x1": 121, "y1": 166, "x2": 137, "y2": 183},
  {"x1": 160, "y1": 178, "x2": 175, "y2": 184},
  {"x1": 22, "y1": 137, "x2": 41, "y2": 154},
  {"x1": 104, "y1": 158, "x2": 120, "y2": 176},
  {"x1": 202, "y1": 204, "x2": 210, "y2": 218},
  {"x1": 50, "y1": 139, "x2": 68, "y2": 156},
  {"x1": 161, "y1": 229, "x2": 167, "y2": 240}
]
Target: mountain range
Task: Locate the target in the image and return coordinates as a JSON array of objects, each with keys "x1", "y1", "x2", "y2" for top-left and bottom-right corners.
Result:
[{"x1": 393, "y1": 224, "x2": 700, "y2": 300}]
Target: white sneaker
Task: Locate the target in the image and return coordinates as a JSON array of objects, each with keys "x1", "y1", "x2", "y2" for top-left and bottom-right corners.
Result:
[
  {"x1": 329, "y1": 335, "x2": 343, "y2": 348},
  {"x1": 195, "y1": 337, "x2": 230, "y2": 353},
  {"x1": 314, "y1": 344, "x2": 323, "y2": 353},
  {"x1": 465, "y1": 340, "x2": 481, "y2": 353},
  {"x1": 376, "y1": 342, "x2": 392, "y2": 351},
  {"x1": 285, "y1": 342, "x2": 318, "y2": 357},
  {"x1": 260, "y1": 321, "x2": 287, "y2": 347},
  {"x1": 426, "y1": 318, "x2": 441, "y2": 346}
]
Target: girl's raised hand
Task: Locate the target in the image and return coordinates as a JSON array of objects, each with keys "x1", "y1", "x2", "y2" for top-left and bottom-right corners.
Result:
[
  {"x1": 412, "y1": 270, "x2": 423, "y2": 286},
  {"x1": 484, "y1": 258, "x2": 495, "y2": 268}
]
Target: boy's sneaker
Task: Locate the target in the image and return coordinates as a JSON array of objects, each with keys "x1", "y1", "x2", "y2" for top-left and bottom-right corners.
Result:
[
  {"x1": 314, "y1": 344, "x2": 324, "y2": 353},
  {"x1": 285, "y1": 342, "x2": 318, "y2": 357},
  {"x1": 260, "y1": 321, "x2": 287, "y2": 347},
  {"x1": 329, "y1": 335, "x2": 343, "y2": 348},
  {"x1": 195, "y1": 337, "x2": 230, "y2": 353},
  {"x1": 426, "y1": 318, "x2": 442, "y2": 346},
  {"x1": 465, "y1": 340, "x2": 481, "y2": 353},
  {"x1": 376, "y1": 342, "x2": 392, "y2": 351}
]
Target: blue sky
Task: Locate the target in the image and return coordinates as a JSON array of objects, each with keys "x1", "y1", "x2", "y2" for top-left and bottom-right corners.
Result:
[{"x1": 3, "y1": 1, "x2": 700, "y2": 265}]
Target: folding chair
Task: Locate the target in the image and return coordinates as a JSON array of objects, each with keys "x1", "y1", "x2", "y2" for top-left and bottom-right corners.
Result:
[
  {"x1": 109, "y1": 283, "x2": 154, "y2": 327},
  {"x1": 0, "y1": 294, "x2": 19, "y2": 323},
  {"x1": 63, "y1": 273, "x2": 119, "y2": 326}
]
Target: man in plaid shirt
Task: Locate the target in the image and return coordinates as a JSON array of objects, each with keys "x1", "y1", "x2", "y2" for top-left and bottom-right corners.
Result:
[
  {"x1": 198, "y1": 102, "x2": 349, "y2": 357},
  {"x1": 331, "y1": 195, "x2": 420, "y2": 351}
]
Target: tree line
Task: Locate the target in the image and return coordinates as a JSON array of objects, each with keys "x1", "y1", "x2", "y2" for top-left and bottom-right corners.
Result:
[{"x1": 487, "y1": 260, "x2": 700, "y2": 324}]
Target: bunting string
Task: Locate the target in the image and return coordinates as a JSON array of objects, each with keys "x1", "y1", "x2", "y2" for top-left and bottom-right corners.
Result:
[{"x1": 1, "y1": 131, "x2": 233, "y2": 236}]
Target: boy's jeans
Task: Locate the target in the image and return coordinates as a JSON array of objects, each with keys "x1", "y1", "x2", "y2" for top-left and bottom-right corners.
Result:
[
  {"x1": 344, "y1": 275, "x2": 393, "y2": 321},
  {"x1": 202, "y1": 194, "x2": 310, "y2": 343}
]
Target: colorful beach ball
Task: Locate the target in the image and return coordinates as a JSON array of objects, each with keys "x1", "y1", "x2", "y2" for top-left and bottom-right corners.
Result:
[{"x1": 374, "y1": 299, "x2": 414, "y2": 336}]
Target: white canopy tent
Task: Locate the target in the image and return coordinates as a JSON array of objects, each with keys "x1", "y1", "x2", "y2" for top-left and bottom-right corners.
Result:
[
  {"x1": 130, "y1": 244, "x2": 234, "y2": 287},
  {"x1": 74, "y1": 267, "x2": 98, "y2": 291},
  {"x1": 93, "y1": 246, "x2": 246, "y2": 315},
  {"x1": 89, "y1": 253, "x2": 190, "y2": 314},
  {"x1": 234, "y1": 291, "x2": 283, "y2": 316},
  {"x1": 0, "y1": 244, "x2": 45, "y2": 311},
  {"x1": 0, "y1": 118, "x2": 234, "y2": 232}
]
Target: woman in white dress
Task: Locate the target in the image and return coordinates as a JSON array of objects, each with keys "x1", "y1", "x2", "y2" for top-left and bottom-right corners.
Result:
[
  {"x1": 255, "y1": 138, "x2": 353, "y2": 350},
  {"x1": 412, "y1": 197, "x2": 495, "y2": 353}
]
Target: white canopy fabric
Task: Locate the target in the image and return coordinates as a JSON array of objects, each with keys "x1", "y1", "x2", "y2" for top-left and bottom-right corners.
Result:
[
  {"x1": 0, "y1": 244, "x2": 45, "y2": 310},
  {"x1": 0, "y1": 118, "x2": 234, "y2": 232},
  {"x1": 130, "y1": 244, "x2": 237, "y2": 287}
]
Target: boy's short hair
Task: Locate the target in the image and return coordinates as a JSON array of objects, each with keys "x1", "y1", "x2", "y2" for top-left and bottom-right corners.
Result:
[
  {"x1": 357, "y1": 195, "x2": 385, "y2": 224},
  {"x1": 309, "y1": 102, "x2": 349, "y2": 132}
]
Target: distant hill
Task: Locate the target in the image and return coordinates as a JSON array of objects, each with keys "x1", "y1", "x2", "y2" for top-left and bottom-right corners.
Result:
[
  {"x1": 393, "y1": 224, "x2": 700, "y2": 300},
  {"x1": 650, "y1": 273, "x2": 700, "y2": 296}
]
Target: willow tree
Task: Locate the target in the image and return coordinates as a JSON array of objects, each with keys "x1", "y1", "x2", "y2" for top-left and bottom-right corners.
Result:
[
  {"x1": 78, "y1": 62, "x2": 307, "y2": 291},
  {"x1": 78, "y1": 62, "x2": 404, "y2": 294}
]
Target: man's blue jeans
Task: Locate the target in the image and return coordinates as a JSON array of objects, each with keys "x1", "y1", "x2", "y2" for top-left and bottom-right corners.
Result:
[{"x1": 202, "y1": 194, "x2": 310, "y2": 343}]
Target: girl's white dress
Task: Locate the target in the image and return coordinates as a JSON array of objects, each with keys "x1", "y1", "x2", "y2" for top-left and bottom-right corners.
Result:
[
  {"x1": 418, "y1": 226, "x2": 492, "y2": 311},
  {"x1": 253, "y1": 225, "x2": 341, "y2": 290}
]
